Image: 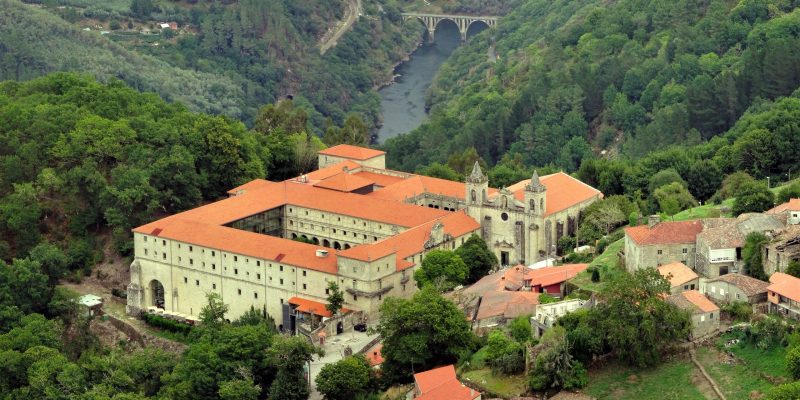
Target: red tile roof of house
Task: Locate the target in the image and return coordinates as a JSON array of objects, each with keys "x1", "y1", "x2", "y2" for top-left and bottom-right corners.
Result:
[
  {"x1": 767, "y1": 273, "x2": 800, "y2": 303},
  {"x1": 414, "y1": 365, "x2": 480, "y2": 400},
  {"x1": 288, "y1": 297, "x2": 348, "y2": 318},
  {"x1": 528, "y1": 264, "x2": 590, "y2": 287},
  {"x1": 671, "y1": 290, "x2": 719, "y2": 313},
  {"x1": 302, "y1": 160, "x2": 363, "y2": 182},
  {"x1": 353, "y1": 170, "x2": 406, "y2": 187},
  {"x1": 768, "y1": 198, "x2": 800, "y2": 214},
  {"x1": 624, "y1": 220, "x2": 704, "y2": 245},
  {"x1": 313, "y1": 172, "x2": 374, "y2": 192},
  {"x1": 658, "y1": 262, "x2": 699, "y2": 287},
  {"x1": 318, "y1": 144, "x2": 385, "y2": 160},
  {"x1": 508, "y1": 172, "x2": 603, "y2": 216},
  {"x1": 365, "y1": 343, "x2": 384, "y2": 366}
]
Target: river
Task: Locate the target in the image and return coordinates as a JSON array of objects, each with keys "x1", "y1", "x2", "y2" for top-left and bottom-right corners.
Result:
[{"x1": 376, "y1": 22, "x2": 462, "y2": 143}]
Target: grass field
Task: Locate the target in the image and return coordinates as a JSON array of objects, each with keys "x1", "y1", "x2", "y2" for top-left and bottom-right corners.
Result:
[
  {"x1": 584, "y1": 359, "x2": 710, "y2": 400},
  {"x1": 569, "y1": 238, "x2": 625, "y2": 292},
  {"x1": 460, "y1": 368, "x2": 528, "y2": 398}
]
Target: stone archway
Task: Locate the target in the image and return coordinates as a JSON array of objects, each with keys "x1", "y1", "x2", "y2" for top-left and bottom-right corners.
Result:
[
  {"x1": 323, "y1": 239, "x2": 331, "y2": 247},
  {"x1": 334, "y1": 242, "x2": 342, "y2": 250},
  {"x1": 313, "y1": 237, "x2": 320, "y2": 245},
  {"x1": 149, "y1": 279, "x2": 165, "y2": 309},
  {"x1": 465, "y1": 19, "x2": 490, "y2": 40}
]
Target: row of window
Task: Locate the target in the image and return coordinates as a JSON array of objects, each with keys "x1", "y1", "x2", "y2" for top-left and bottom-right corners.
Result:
[
  {"x1": 656, "y1": 248, "x2": 690, "y2": 255},
  {"x1": 287, "y1": 207, "x2": 386, "y2": 230},
  {"x1": 289, "y1": 220, "x2": 381, "y2": 241}
]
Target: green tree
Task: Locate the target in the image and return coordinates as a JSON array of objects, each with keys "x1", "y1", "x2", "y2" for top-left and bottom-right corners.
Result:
[
  {"x1": 509, "y1": 314, "x2": 532, "y2": 343},
  {"x1": 414, "y1": 250, "x2": 468, "y2": 291},
  {"x1": 653, "y1": 182, "x2": 697, "y2": 218},
  {"x1": 786, "y1": 260, "x2": 800, "y2": 278},
  {"x1": 130, "y1": 0, "x2": 155, "y2": 18},
  {"x1": 767, "y1": 381, "x2": 800, "y2": 400},
  {"x1": 455, "y1": 234, "x2": 498, "y2": 283},
  {"x1": 267, "y1": 336, "x2": 323, "y2": 400},
  {"x1": 416, "y1": 162, "x2": 461, "y2": 181},
  {"x1": 485, "y1": 329, "x2": 524, "y2": 374},
  {"x1": 648, "y1": 169, "x2": 687, "y2": 194},
  {"x1": 315, "y1": 355, "x2": 371, "y2": 400},
  {"x1": 529, "y1": 326, "x2": 587, "y2": 391},
  {"x1": 742, "y1": 232, "x2": 769, "y2": 281},
  {"x1": 732, "y1": 181, "x2": 775, "y2": 215},
  {"x1": 375, "y1": 287, "x2": 474, "y2": 382},
  {"x1": 218, "y1": 379, "x2": 260, "y2": 400},
  {"x1": 777, "y1": 182, "x2": 800, "y2": 203},
  {"x1": 785, "y1": 345, "x2": 800, "y2": 380},
  {"x1": 325, "y1": 282, "x2": 344, "y2": 318},
  {"x1": 198, "y1": 292, "x2": 229, "y2": 329}
]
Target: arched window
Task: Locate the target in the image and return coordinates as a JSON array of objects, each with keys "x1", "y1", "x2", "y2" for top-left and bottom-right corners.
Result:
[
  {"x1": 540, "y1": 199, "x2": 544, "y2": 212},
  {"x1": 501, "y1": 196, "x2": 508, "y2": 209},
  {"x1": 530, "y1": 199, "x2": 535, "y2": 212},
  {"x1": 471, "y1": 189, "x2": 476, "y2": 202}
]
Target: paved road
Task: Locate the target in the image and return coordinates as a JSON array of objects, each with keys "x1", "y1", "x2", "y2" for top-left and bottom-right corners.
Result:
[
  {"x1": 308, "y1": 329, "x2": 379, "y2": 399},
  {"x1": 319, "y1": 0, "x2": 362, "y2": 54}
]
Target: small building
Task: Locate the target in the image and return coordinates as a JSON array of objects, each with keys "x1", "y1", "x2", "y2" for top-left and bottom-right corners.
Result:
[
  {"x1": 768, "y1": 198, "x2": 800, "y2": 225},
  {"x1": 705, "y1": 273, "x2": 769, "y2": 304},
  {"x1": 624, "y1": 217, "x2": 703, "y2": 272},
  {"x1": 531, "y1": 298, "x2": 588, "y2": 338},
  {"x1": 317, "y1": 144, "x2": 386, "y2": 169},
  {"x1": 78, "y1": 294, "x2": 103, "y2": 317},
  {"x1": 658, "y1": 261, "x2": 699, "y2": 294},
  {"x1": 364, "y1": 343, "x2": 384, "y2": 369},
  {"x1": 412, "y1": 365, "x2": 481, "y2": 400},
  {"x1": 767, "y1": 272, "x2": 800, "y2": 320},
  {"x1": 762, "y1": 225, "x2": 800, "y2": 275},
  {"x1": 527, "y1": 264, "x2": 589, "y2": 296},
  {"x1": 667, "y1": 290, "x2": 720, "y2": 339},
  {"x1": 695, "y1": 213, "x2": 785, "y2": 278}
]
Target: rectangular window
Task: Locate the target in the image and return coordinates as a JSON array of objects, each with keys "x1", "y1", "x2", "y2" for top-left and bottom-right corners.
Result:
[
  {"x1": 162, "y1": 253, "x2": 166, "y2": 260},
  {"x1": 184, "y1": 277, "x2": 188, "y2": 283},
  {"x1": 657, "y1": 250, "x2": 663, "y2": 255},
  {"x1": 326, "y1": 288, "x2": 330, "y2": 295},
  {"x1": 234, "y1": 269, "x2": 238, "y2": 275},
  {"x1": 353, "y1": 295, "x2": 358, "y2": 301},
  {"x1": 682, "y1": 248, "x2": 688, "y2": 254},
  {"x1": 303, "y1": 283, "x2": 307, "y2": 290},
  {"x1": 254, "y1": 293, "x2": 258, "y2": 299},
  {"x1": 195, "y1": 280, "x2": 199, "y2": 286},
  {"x1": 257, "y1": 273, "x2": 261, "y2": 280},
  {"x1": 257, "y1": 261, "x2": 261, "y2": 267},
  {"x1": 234, "y1": 256, "x2": 238, "y2": 262},
  {"x1": 700, "y1": 315, "x2": 705, "y2": 322},
  {"x1": 280, "y1": 266, "x2": 284, "y2": 272},
  {"x1": 162, "y1": 240, "x2": 166, "y2": 246},
  {"x1": 280, "y1": 279, "x2": 284, "y2": 285},
  {"x1": 189, "y1": 245, "x2": 193, "y2": 252},
  {"x1": 213, "y1": 283, "x2": 217, "y2": 289},
  {"x1": 144, "y1": 249, "x2": 148, "y2": 255},
  {"x1": 212, "y1": 251, "x2": 216, "y2": 256},
  {"x1": 189, "y1": 259, "x2": 194, "y2": 265},
  {"x1": 143, "y1": 236, "x2": 147, "y2": 242},
  {"x1": 303, "y1": 271, "x2": 307, "y2": 277},
  {"x1": 178, "y1": 256, "x2": 182, "y2": 262},
  {"x1": 212, "y1": 264, "x2": 216, "y2": 270},
  {"x1": 237, "y1": 289, "x2": 242, "y2": 295}
]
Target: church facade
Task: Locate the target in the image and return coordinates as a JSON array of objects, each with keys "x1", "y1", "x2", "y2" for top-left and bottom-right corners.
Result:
[{"x1": 126, "y1": 145, "x2": 602, "y2": 325}]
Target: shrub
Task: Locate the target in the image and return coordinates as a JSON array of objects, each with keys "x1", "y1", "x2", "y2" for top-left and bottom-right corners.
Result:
[
  {"x1": 721, "y1": 302, "x2": 752, "y2": 322},
  {"x1": 786, "y1": 346, "x2": 800, "y2": 380},
  {"x1": 591, "y1": 268, "x2": 600, "y2": 283},
  {"x1": 767, "y1": 381, "x2": 800, "y2": 400},
  {"x1": 143, "y1": 313, "x2": 192, "y2": 335}
]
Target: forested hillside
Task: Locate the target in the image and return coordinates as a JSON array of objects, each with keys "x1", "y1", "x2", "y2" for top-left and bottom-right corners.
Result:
[
  {"x1": 2, "y1": 0, "x2": 422, "y2": 128},
  {"x1": 383, "y1": 0, "x2": 800, "y2": 173}
]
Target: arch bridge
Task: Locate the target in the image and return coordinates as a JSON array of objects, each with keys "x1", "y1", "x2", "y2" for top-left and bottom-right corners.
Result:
[{"x1": 401, "y1": 12, "x2": 499, "y2": 42}]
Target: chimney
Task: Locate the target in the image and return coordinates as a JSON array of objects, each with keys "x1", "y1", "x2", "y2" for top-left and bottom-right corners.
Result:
[
  {"x1": 648, "y1": 215, "x2": 660, "y2": 228},
  {"x1": 315, "y1": 249, "x2": 329, "y2": 258}
]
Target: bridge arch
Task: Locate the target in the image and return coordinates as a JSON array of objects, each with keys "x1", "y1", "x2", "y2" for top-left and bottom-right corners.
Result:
[
  {"x1": 402, "y1": 13, "x2": 499, "y2": 43},
  {"x1": 465, "y1": 19, "x2": 491, "y2": 39}
]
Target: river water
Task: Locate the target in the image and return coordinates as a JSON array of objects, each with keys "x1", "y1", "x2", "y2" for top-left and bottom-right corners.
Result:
[{"x1": 376, "y1": 23, "x2": 461, "y2": 143}]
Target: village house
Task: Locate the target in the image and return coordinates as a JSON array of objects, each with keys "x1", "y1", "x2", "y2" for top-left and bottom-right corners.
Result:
[
  {"x1": 127, "y1": 144, "x2": 602, "y2": 328},
  {"x1": 412, "y1": 365, "x2": 481, "y2": 400},
  {"x1": 767, "y1": 272, "x2": 800, "y2": 320},
  {"x1": 762, "y1": 225, "x2": 800, "y2": 275},
  {"x1": 531, "y1": 298, "x2": 589, "y2": 338},
  {"x1": 657, "y1": 261, "x2": 699, "y2": 294},
  {"x1": 667, "y1": 290, "x2": 720, "y2": 339},
  {"x1": 460, "y1": 264, "x2": 587, "y2": 329},
  {"x1": 623, "y1": 217, "x2": 703, "y2": 272},
  {"x1": 768, "y1": 198, "x2": 800, "y2": 225},
  {"x1": 705, "y1": 273, "x2": 769, "y2": 305},
  {"x1": 695, "y1": 214, "x2": 785, "y2": 278}
]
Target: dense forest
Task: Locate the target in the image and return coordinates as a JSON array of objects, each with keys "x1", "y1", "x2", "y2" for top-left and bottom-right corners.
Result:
[
  {"x1": 2, "y1": 0, "x2": 422, "y2": 128},
  {"x1": 383, "y1": 0, "x2": 800, "y2": 179}
]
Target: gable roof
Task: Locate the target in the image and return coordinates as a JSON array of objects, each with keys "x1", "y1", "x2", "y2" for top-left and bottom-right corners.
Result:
[
  {"x1": 288, "y1": 296, "x2": 348, "y2": 318},
  {"x1": 318, "y1": 144, "x2": 385, "y2": 160},
  {"x1": 365, "y1": 343, "x2": 384, "y2": 366},
  {"x1": 313, "y1": 172, "x2": 374, "y2": 192},
  {"x1": 698, "y1": 213, "x2": 785, "y2": 249},
  {"x1": 414, "y1": 365, "x2": 480, "y2": 400},
  {"x1": 669, "y1": 290, "x2": 719, "y2": 313},
  {"x1": 768, "y1": 198, "x2": 800, "y2": 214},
  {"x1": 528, "y1": 264, "x2": 589, "y2": 287},
  {"x1": 624, "y1": 220, "x2": 704, "y2": 245},
  {"x1": 508, "y1": 172, "x2": 603, "y2": 216},
  {"x1": 768, "y1": 276, "x2": 800, "y2": 303},
  {"x1": 770, "y1": 272, "x2": 795, "y2": 285},
  {"x1": 658, "y1": 262, "x2": 698, "y2": 287},
  {"x1": 708, "y1": 273, "x2": 769, "y2": 297}
]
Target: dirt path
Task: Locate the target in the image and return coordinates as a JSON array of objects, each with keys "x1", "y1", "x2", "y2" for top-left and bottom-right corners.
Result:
[
  {"x1": 690, "y1": 349, "x2": 727, "y2": 400},
  {"x1": 319, "y1": 0, "x2": 361, "y2": 55}
]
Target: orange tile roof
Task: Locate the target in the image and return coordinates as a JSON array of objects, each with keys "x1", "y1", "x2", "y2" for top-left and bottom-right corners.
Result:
[
  {"x1": 674, "y1": 290, "x2": 719, "y2": 313},
  {"x1": 134, "y1": 218, "x2": 339, "y2": 273},
  {"x1": 528, "y1": 264, "x2": 589, "y2": 287},
  {"x1": 414, "y1": 365, "x2": 480, "y2": 400},
  {"x1": 352, "y1": 170, "x2": 406, "y2": 187},
  {"x1": 768, "y1": 276, "x2": 800, "y2": 303},
  {"x1": 288, "y1": 296, "x2": 348, "y2": 318},
  {"x1": 509, "y1": 172, "x2": 603, "y2": 216},
  {"x1": 301, "y1": 160, "x2": 362, "y2": 182},
  {"x1": 658, "y1": 262, "x2": 699, "y2": 287},
  {"x1": 770, "y1": 272, "x2": 795, "y2": 285},
  {"x1": 339, "y1": 211, "x2": 481, "y2": 270},
  {"x1": 624, "y1": 220, "x2": 704, "y2": 245},
  {"x1": 318, "y1": 144, "x2": 385, "y2": 160},
  {"x1": 768, "y1": 198, "x2": 800, "y2": 214},
  {"x1": 475, "y1": 290, "x2": 539, "y2": 320},
  {"x1": 226, "y1": 179, "x2": 272, "y2": 195},
  {"x1": 365, "y1": 343, "x2": 384, "y2": 366},
  {"x1": 313, "y1": 172, "x2": 374, "y2": 192}
]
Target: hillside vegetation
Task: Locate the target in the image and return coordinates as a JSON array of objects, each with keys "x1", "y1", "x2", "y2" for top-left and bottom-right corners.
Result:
[
  {"x1": 384, "y1": 0, "x2": 800, "y2": 174},
  {"x1": 3, "y1": 0, "x2": 422, "y2": 128}
]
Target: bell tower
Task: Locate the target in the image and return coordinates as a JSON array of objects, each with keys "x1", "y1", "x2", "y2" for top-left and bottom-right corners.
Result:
[
  {"x1": 524, "y1": 170, "x2": 547, "y2": 216},
  {"x1": 465, "y1": 161, "x2": 488, "y2": 207}
]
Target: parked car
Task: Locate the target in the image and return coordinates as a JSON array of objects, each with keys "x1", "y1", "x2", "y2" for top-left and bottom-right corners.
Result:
[{"x1": 354, "y1": 323, "x2": 367, "y2": 332}]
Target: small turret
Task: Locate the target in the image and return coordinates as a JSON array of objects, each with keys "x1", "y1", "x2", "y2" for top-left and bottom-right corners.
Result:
[
  {"x1": 465, "y1": 161, "x2": 488, "y2": 206},
  {"x1": 525, "y1": 170, "x2": 546, "y2": 215}
]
